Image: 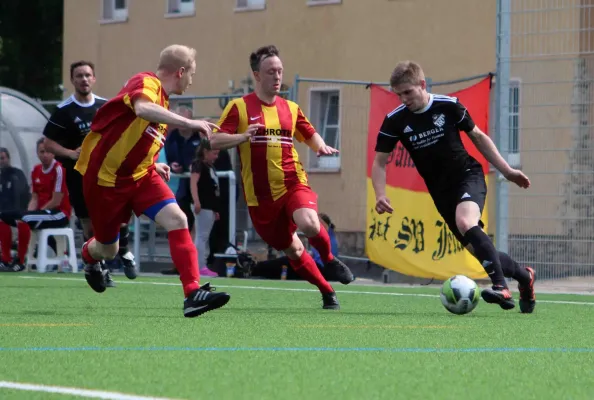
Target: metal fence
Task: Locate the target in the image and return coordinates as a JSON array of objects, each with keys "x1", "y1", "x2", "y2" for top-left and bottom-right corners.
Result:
[
  {"x1": 496, "y1": 0, "x2": 594, "y2": 280},
  {"x1": 33, "y1": 23, "x2": 594, "y2": 283}
]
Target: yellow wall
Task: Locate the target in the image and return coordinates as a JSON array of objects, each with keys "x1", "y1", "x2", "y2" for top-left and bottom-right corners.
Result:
[{"x1": 63, "y1": 0, "x2": 497, "y2": 232}]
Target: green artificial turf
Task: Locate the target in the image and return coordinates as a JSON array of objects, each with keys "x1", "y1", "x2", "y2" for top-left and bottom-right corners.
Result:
[{"x1": 0, "y1": 274, "x2": 593, "y2": 399}]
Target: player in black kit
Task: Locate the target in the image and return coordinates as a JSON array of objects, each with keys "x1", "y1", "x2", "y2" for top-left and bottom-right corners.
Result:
[
  {"x1": 372, "y1": 61, "x2": 536, "y2": 313},
  {"x1": 42, "y1": 61, "x2": 137, "y2": 285}
]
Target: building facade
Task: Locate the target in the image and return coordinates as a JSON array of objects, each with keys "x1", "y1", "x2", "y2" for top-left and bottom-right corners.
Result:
[{"x1": 63, "y1": 0, "x2": 498, "y2": 249}]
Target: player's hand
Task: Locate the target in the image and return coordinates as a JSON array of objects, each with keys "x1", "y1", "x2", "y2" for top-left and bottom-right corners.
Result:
[
  {"x1": 375, "y1": 195, "x2": 394, "y2": 214},
  {"x1": 155, "y1": 163, "x2": 171, "y2": 182},
  {"x1": 317, "y1": 144, "x2": 339, "y2": 157},
  {"x1": 69, "y1": 147, "x2": 81, "y2": 160},
  {"x1": 194, "y1": 203, "x2": 201, "y2": 214},
  {"x1": 190, "y1": 120, "x2": 220, "y2": 138},
  {"x1": 215, "y1": 212, "x2": 220, "y2": 221},
  {"x1": 170, "y1": 162, "x2": 183, "y2": 173},
  {"x1": 504, "y1": 169, "x2": 531, "y2": 189},
  {"x1": 242, "y1": 124, "x2": 264, "y2": 142}
]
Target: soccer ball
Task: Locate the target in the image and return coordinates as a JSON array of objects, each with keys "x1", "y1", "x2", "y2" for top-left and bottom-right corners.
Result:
[{"x1": 440, "y1": 275, "x2": 480, "y2": 315}]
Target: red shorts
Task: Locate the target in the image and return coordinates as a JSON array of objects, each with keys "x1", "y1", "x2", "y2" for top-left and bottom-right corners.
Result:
[
  {"x1": 248, "y1": 185, "x2": 318, "y2": 251},
  {"x1": 84, "y1": 170, "x2": 175, "y2": 244}
]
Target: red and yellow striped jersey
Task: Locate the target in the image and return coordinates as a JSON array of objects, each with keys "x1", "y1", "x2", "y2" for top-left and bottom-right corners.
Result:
[
  {"x1": 217, "y1": 92, "x2": 317, "y2": 206},
  {"x1": 75, "y1": 72, "x2": 169, "y2": 187}
]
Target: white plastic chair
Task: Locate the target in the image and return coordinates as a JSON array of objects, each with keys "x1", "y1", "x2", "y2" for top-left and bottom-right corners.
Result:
[{"x1": 26, "y1": 227, "x2": 78, "y2": 273}]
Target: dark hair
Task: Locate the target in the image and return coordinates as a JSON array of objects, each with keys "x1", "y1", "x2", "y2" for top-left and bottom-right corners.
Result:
[
  {"x1": 0, "y1": 147, "x2": 9, "y2": 159},
  {"x1": 249, "y1": 45, "x2": 279, "y2": 72},
  {"x1": 319, "y1": 213, "x2": 335, "y2": 230},
  {"x1": 36, "y1": 137, "x2": 46, "y2": 149},
  {"x1": 70, "y1": 61, "x2": 95, "y2": 79},
  {"x1": 193, "y1": 140, "x2": 210, "y2": 166}
]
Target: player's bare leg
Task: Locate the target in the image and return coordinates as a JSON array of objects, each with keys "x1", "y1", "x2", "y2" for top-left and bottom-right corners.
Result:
[
  {"x1": 284, "y1": 233, "x2": 340, "y2": 309},
  {"x1": 153, "y1": 203, "x2": 230, "y2": 317},
  {"x1": 293, "y1": 208, "x2": 354, "y2": 285},
  {"x1": 456, "y1": 201, "x2": 515, "y2": 310}
]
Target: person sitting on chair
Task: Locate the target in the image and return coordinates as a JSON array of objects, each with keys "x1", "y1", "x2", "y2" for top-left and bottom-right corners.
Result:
[
  {"x1": 0, "y1": 139, "x2": 71, "y2": 272},
  {"x1": 0, "y1": 147, "x2": 30, "y2": 271}
]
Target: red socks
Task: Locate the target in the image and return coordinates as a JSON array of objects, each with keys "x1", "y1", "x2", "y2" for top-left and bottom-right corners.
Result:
[
  {"x1": 16, "y1": 222, "x2": 31, "y2": 264},
  {"x1": 0, "y1": 222, "x2": 12, "y2": 263},
  {"x1": 308, "y1": 225, "x2": 334, "y2": 264},
  {"x1": 167, "y1": 229, "x2": 200, "y2": 297},
  {"x1": 289, "y1": 250, "x2": 333, "y2": 294},
  {"x1": 82, "y1": 238, "x2": 100, "y2": 264}
]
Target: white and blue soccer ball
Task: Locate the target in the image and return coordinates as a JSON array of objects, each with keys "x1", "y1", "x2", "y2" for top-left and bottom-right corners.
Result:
[{"x1": 440, "y1": 275, "x2": 480, "y2": 315}]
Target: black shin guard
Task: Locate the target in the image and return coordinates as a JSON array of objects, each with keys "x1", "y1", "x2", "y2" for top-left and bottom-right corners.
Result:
[
  {"x1": 463, "y1": 226, "x2": 507, "y2": 287},
  {"x1": 118, "y1": 225, "x2": 129, "y2": 256},
  {"x1": 498, "y1": 251, "x2": 530, "y2": 285}
]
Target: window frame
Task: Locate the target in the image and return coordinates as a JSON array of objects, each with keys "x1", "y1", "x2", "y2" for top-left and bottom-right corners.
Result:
[
  {"x1": 165, "y1": 0, "x2": 196, "y2": 18},
  {"x1": 100, "y1": 0, "x2": 128, "y2": 24},
  {"x1": 508, "y1": 78, "x2": 521, "y2": 167},
  {"x1": 307, "y1": 0, "x2": 342, "y2": 6},
  {"x1": 306, "y1": 87, "x2": 342, "y2": 172},
  {"x1": 234, "y1": 0, "x2": 266, "y2": 12}
]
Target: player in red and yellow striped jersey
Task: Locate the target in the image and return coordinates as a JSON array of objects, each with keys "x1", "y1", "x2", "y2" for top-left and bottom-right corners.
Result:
[
  {"x1": 211, "y1": 45, "x2": 354, "y2": 310},
  {"x1": 74, "y1": 44, "x2": 230, "y2": 318}
]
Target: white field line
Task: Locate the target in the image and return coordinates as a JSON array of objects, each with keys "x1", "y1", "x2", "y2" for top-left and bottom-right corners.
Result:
[
  {"x1": 0, "y1": 381, "x2": 181, "y2": 400},
  {"x1": 17, "y1": 276, "x2": 594, "y2": 306}
]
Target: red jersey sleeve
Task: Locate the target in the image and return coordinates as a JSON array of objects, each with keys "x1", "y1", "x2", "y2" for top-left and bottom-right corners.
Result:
[
  {"x1": 295, "y1": 107, "x2": 316, "y2": 142},
  {"x1": 54, "y1": 164, "x2": 66, "y2": 193},
  {"x1": 216, "y1": 102, "x2": 240, "y2": 134},
  {"x1": 123, "y1": 73, "x2": 161, "y2": 112}
]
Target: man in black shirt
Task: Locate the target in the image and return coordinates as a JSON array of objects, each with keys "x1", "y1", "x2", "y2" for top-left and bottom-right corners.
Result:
[
  {"x1": 42, "y1": 61, "x2": 137, "y2": 284},
  {"x1": 372, "y1": 61, "x2": 536, "y2": 313},
  {"x1": 0, "y1": 148, "x2": 30, "y2": 271}
]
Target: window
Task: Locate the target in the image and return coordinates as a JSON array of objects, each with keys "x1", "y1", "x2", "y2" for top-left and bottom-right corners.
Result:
[
  {"x1": 307, "y1": 0, "x2": 342, "y2": 6},
  {"x1": 308, "y1": 89, "x2": 341, "y2": 170},
  {"x1": 235, "y1": 0, "x2": 266, "y2": 12},
  {"x1": 167, "y1": 0, "x2": 195, "y2": 16},
  {"x1": 102, "y1": 0, "x2": 128, "y2": 22},
  {"x1": 508, "y1": 79, "x2": 521, "y2": 167}
]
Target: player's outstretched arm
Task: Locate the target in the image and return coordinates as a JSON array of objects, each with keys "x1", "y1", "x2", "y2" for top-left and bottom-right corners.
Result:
[
  {"x1": 372, "y1": 152, "x2": 394, "y2": 214},
  {"x1": 304, "y1": 133, "x2": 339, "y2": 156},
  {"x1": 209, "y1": 124, "x2": 263, "y2": 150},
  {"x1": 466, "y1": 126, "x2": 531, "y2": 189},
  {"x1": 133, "y1": 97, "x2": 219, "y2": 136}
]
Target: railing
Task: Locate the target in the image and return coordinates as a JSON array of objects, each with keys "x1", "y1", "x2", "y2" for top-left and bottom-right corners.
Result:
[{"x1": 131, "y1": 170, "x2": 236, "y2": 271}]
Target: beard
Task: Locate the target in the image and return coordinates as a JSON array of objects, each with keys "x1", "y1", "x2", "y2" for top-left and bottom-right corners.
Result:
[{"x1": 75, "y1": 87, "x2": 91, "y2": 96}]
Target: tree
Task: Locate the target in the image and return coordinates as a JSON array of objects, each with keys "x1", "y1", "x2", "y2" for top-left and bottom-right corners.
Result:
[{"x1": 0, "y1": 0, "x2": 63, "y2": 100}]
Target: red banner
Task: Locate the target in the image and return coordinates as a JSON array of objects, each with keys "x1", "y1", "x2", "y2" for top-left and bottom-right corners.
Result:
[{"x1": 366, "y1": 77, "x2": 492, "y2": 192}]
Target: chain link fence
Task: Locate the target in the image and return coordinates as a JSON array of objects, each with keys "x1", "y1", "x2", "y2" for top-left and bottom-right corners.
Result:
[{"x1": 496, "y1": 0, "x2": 594, "y2": 280}]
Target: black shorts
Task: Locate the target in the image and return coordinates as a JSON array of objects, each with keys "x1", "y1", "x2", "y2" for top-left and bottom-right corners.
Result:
[
  {"x1": 0, "y1": 209, "x2": 69, "y2": 229},
  {"x1": 430, "y1": 170, "x2": 487, "y2": 246},
  {"x1": 65, "y1": 168, "x2": 88, "y2": 218}
]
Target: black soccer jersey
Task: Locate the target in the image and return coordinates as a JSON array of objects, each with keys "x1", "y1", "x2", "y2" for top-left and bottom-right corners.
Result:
[
  {"x1": 42, "y1": 94, "x2": 107, "y2": 170},
  {"x1": 375, "y1": 94, "x2": 482, "y2": 189}
]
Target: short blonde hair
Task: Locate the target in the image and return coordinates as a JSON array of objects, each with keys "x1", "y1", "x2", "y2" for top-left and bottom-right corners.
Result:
[
  {"x1": 158, "y1": 44, "x2": 196, "y2": 73},
  {"x1": 390, "y1": 61, "x2": 425, "y2": 87}
]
